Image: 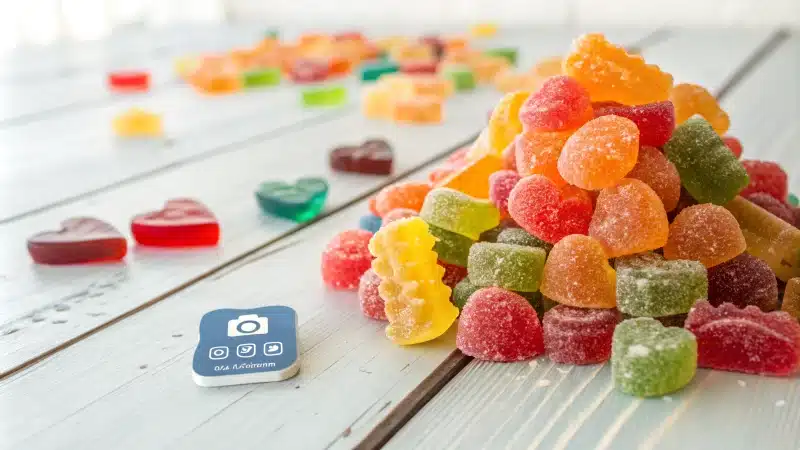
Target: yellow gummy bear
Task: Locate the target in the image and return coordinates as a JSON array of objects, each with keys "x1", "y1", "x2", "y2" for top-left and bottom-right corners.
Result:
[
  {"x1": 113, "y1": 108, "x2": 163, "y2": 137},
  {"x1": 368, "y1": 217, "x2": 459, "y2": 345},
  {"x1": 670, "y1": 83, "x2": 730, "y2": 135},
  {"x1": 563, "y1": 34, "x2": 673, "y2": 105}
]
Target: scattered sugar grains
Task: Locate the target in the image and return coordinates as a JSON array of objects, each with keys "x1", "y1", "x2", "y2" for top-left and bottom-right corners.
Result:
[{"x1": 536, "y1": 379, "x2": 552, "y2": 388}]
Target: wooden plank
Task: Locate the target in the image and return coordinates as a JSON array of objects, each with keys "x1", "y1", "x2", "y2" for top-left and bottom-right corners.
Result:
[{"x1": 387, "y1": 29, "x2": 800, "y2": 450}]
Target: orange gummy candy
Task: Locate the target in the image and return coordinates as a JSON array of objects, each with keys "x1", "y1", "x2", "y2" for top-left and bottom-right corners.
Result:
[
  {"x1": 392, "y1": 96, "x2": 443, "y2": 124},
  {"x1": 530, "y1": 56, "x2": 563, "y2": 77},
  {"x1": 664, "y1": 204, "x2": 746, "y2": 268},
  {"x1": 435, "y1": 154, "x2": 504, "y2": 199},
  {"x1": 670, "y1": 83, "x2": 730, "y2": 135},
  {"x1": 589, "y1": 179, "x2": 669, "y2": 257},
  {"x1": 486, "y1": 91, "x2": 529, "y2": 158},
  {"x1": 374, "y1": 182, "x2": 432, "y2": 217},
  {"x1": 557, "y1": 115, "x2": 639, "y2": 190},
  {"x1": 626, "y1": 146, "x2": 681, "y2": 212},
  {"x1": 514, "y1": 129, "x2": 571, "y2": 187},
  {"x1": 540, "y1": 234, "x2": 617, "y2": 308},
  {"x1": 470, "y1": 55, "x2": 510, "y2": 83},
  {"x1": 409, "y1": 75, "x2": 455, "y2": 100},
  {"x1": 362, "y1": 85, "x2": 394, "y2": 119},
  {"x1": 563, "y1": 34, "x2": 673, "y2": 105},
  {"x1": 782, "y1": 278, "x2": 800, "y2": 320}
]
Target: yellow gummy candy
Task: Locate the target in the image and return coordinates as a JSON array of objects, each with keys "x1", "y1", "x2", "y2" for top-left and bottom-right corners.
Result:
[
  {"x1": 470, "y1": 23, "x2": 498, "y2": 38},
  {"x1": 487, "y1": 90, "x2": 529, "y2": 156},
  {"x1": 113, "y1": 108, "x2": 163, "y2": 137},
  {"x1": 368, "y1": 217, "x2": 459, "y2": 345}
]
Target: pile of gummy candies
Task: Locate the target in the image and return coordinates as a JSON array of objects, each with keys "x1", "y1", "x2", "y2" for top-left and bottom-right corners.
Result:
[{"x1": 320, "y1": 33, "x2": 800, "y2": 398}]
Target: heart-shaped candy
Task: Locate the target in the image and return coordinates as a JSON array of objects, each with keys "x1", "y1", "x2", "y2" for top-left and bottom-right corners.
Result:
[
  {"x1": 540, "y1": 235, "x2": 616, "y2": 308},
  {"x1": 255, "y1": 177, "x2": 329, "y2": 222},
  {"x1": 329, "y1": 138, "x2": 393, "y2": 175},
  {"x1": 27, "y1": 217, "x2": 127, "y2": 265},
  {"x1": 131, "y1": 198, "x2": 220, "y2": 247}
]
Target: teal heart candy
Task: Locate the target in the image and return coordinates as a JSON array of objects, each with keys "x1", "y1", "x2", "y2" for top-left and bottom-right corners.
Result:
[{"x1": 255, "y1": 177, "x2": 329, "y2": 222}]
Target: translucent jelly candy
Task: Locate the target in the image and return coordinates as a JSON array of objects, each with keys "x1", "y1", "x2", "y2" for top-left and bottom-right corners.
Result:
[
  {"x1": 563, "y1": 34, "x2": 673, "y2": 105},
  {"x1": 685, "y1": 301, "x2": 800, "y2": 376},
  {"x1": 664, "y1": 117, "x2": 749, "y2": 205},
  {"x1": 518, "y1": 76, "x2": 592, "y2": 132},
  {"x1": 368, "y1": 217, "x2": 459, "y2": 345},
  {"x1": 321, "y1": 229, "x2": 373, "y2": 290},
  {"x1": 442, "y1": 65, "x2": 476, "y2": 91},
  {"x1": 382, "y1": 208, "x2": 418, "y2": 225},
  {"x1": 496, "y1": 227, "x2": 553, "y2": 253},
  {"x1": 436, "y1": 154, "x2": 504, "y2": 199},
  {"x1": 670, "y1": 83, "x2": 730, "y2": 134},
  {"x1": 392, "y1": 96, "x2": 443, "y2": 124},
  {"x1": 302, "y1": 85, "x2": 347, "y2": 107},
  {"x1": 544, "y1": 305, "x2": 620, "y2": 364},
  {"x1": 453, "y1": 278, "x2": 481, "y2": 310},
  {"x1": 664, "y1": 204, "x2": 746, "y2": 268},
  {"x1": 374, "y1": 182, "x2": 431, "y2": 217},
  {"x1": 508, "y1": 175, "x2": 593, "y2": 244},
  {"x1": 360, "y1": 61, "x2": 399, "y2": 82},
  {"x1": 359, "y1": 269, "x2": 387, "y2": 321},
  {"x1": 456, "y1": 287, "x2": 545, "y2": 362},
  {"x1": 489, "y1": 170, "x2": 521, "y2": 217},
  {"x1": 592, "y1": 101, "x2": 675, "y2": 148},
  {"x1": 487, "y1": 91, "x2": 529, "y2": 157},
  {"x1": 707, "y1": 253, "x2": 778, "y2": 312},
  {"x1": 484, "y1": 47, "x2": 518, "y2": 65},
  {"x1": 441, "y1": 262, "x2": 468, "y2": 290},
  {"x1": 28, "y1": 218, "x2": 128, "y2": 265},
  {"x1": 362, "y1": 85, "x2": 394, "y2": 119},
  {"x1": 469, "y1": 55, "x2": 510, "y2": 83},
  {"x1": 409, "y1": 75, "x2": 454, "y2": 100},
  {"x1": 589, "y1": 179, "x2": 669, "y2": 257},
  {"x1": 255, "y1": 177, "x2": 329, "y2": 222},
  {"x1": 108, "y1": 71, "x2": 150, "y2": 92},
  {"x1": 113, "y1": 108, "x2": 163, "y2": 138},
  {"x1": 722, "y1": 136, "x2": 743, "y2": 158},
  {"x1": 399, "y1": 60, "x2": 439, "y2": 76},
  {"x1": 419, "y1": 188, "x2": 500, "y2": 240},
  {"x1": 467, "y1": 242, "x2": 546, "y2": 292},
  {"x1": 131, "y1": 199, "x2": 220, "y2": 247},
  {"x1": 557, "y1": 115, "x2": 639, "y2": 190},
  {"x1": 625, "y1": 146, "x2": 681, "y2": 212},
  {"x1": 616, "y1": 252, "x2": 707, "y2": 317},
  {"x1": 782, "y1": 278, "x2": 800, "y2": 320},
  {"x1": 745, "y1": 192, "x2": 794, "y2": 224},
  {"x1": 428, "y1": 224, "x2": 474, "y2": 267},
  {"x1": 242, "y1": 68, "x2": 281, "y2": 88},
  {"x1": 741, "y1": 160, "x2": 788, "y2": 202},
  {"x1": 540, "y1": 235, "x2": 616, "y2": 308},
  {"x1": 288, "y1": 58, "x2": 330, "y2": 83},
  {"x1": 359, "y1": 214, "x2": 382, "y2": 233},
  {"x1": 330, "y1": 138, "x2": 394, "y2": 175},
  {"x1": 612, "y1": 318, "x2": 697, "y2": 397},
  {"x1": 514, "y1": 130, "x2": 570, "y2": 187}
]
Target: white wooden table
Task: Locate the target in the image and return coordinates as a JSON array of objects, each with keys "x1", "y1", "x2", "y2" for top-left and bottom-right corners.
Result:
[{"x1": 0, "y1": 25, "x2": 797, "y2": 450}]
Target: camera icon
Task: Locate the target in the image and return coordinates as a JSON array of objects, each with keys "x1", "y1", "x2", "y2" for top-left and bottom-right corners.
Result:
[{"x1": 227, "y1": 314, "x2": 269, "y2": 337}]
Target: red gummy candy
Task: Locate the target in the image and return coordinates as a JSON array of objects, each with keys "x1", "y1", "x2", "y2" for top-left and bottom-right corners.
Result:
[
  {"x1": 707, "y1": 252, "x2": 778, "y2": 312},
  {"x1": 330, "y1": 138, "x2": 394, "y2": 175},
  {"x1": 744, "y1": 192, "x2": 794, "y2": 225},
  {"x1": 741, "y1": 160, "x2": 788, "y2": 202},
  {"x1": 441, "y1": 261, "x2": 468, "y2": 290},
  {"x1": 685, "y1": 300, "x2": 800, "y2": 376},
  {"x1": 131, "y1": 199, "x2": 220, "y2": 247},
  {"x1": 456, "y1": 287, "x2": 544, "y2": 362},
  {"x1": 508, "y1": 174, "x2": 593, "y2": 244},
  {"x1": 519, "y1": 76, "x2": 592, "y2": 132},
  {"x1": 543, "y1": 305, "x2": 620, "y2": 364},
  {"x1": 108, "y1": 71, "x2": 150, "y2": 92},
  {"x1": 28, "y1": 217, "x2": 127, "y2": 265},
  {"x1": 722, "y1": 136, "x2": 743, "y2": 158},
  {"x1": 592, "y1": 100, "x2": 675, "y2": 148},
  {"x1": 489, "y1": 170, "x2": 521, "y2": 218},
  {"x1": 289, "y1": 58, "x2": 330, "y2": 83},
  {"x1": 358, "y1": 269, "x2": 387, "y2": 321},
  {"x1": 321, "y1": 229, "x2": 373, "y2": 290},
  {"x1": 400, "y1": 61, "x2": 438, "y2": 75}
]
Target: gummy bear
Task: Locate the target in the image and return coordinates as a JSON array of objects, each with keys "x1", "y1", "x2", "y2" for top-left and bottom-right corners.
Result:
[
  {"x1": 740, "y1": 160, "x2": 788, "y2": 202},
  {"x1": 540, "y1": 235, "x2": 616, "y2": 308},
  {"x1": 131, "y1": 199, "x2": 220, "y2": 247},
  {"x1": 722, "y1": 136, "x2": 743, "y2": 159},
  {"x1": 592, "y1": 101, "x2": 675, "y2": 148},
  {"x1": 518, "y1": 76, "x2": 592, "y2": 132},
  {"x1": 557, "y1": 115, "x2": 639, "y2": 190},
  {"x1": 670, "y1": 83, "x2": 730, "y2": 135},
  {"x1": 685, "y1": 301, "x2": 800, "y2": 376},
  {"x1": 782, "y1": 278, "x2": 800, "y2": 320},
  {"x1": 625, "y1": 146, "x2": 681, "y2": 212},
  {"x1": 374, "y1": 182, "x2": 431, "y2": 217},
  {"x1": 514, "y1": 130, "x2": 571, "y2": 187},
  {"x1": 544, "y1": 305, "x2": 620, "y2": 364},
  {"x1": 707, "y1": 252, "x2": 778, "y2": 312},
  {"x1": 488, "y1": 170, "x2": 521, "y2": 218},
  {"x1": 255, "y1": 177, "x2": 329, "y2": 222},
  {"x1": 419, "y1": 188, "x2": 500, "y2": 240},
  {"x1": 368, "y1": 217, "x2": 459, "y2": 345},
  {"x1": 436, "y1": 154, "x2": 504, "y2": 199},
  {"x1": 392, "y1": 96, "x2": 443, "y2": 124},
  {"x1": 487, "y1": 91, "x2": 529, "y2": 157},
  {"x1": 745, "y1": 192, "x2": 794, "y2": 224},
  {"x1": 428, "y1": 224, "x2": 474, "y2": 267},
  {"x1": 321, "y1": 229, "x2": 373, "y2": 290},
  {"x1": 382, "y1": 208, "x2": 418, "y2": 226},
  {"x1": 358, "y1": 214, "x2": 382, "y2": 234},
  {"x1": 664, "y1": 204, "x2": 746, "y2": 268},
  {"x1": 359, "y1": 269, "x2": 387, "y2": 321},
  {"x1": 496, "y1": 227, "x2": 553, "y2": 253},
  {"x1": 467, "y1": 242, "x2": 546, "y2": 292},
  {"x1": 28, "y1": 218, "x2": 128, "y2": 265},
  {"x1": 508, "y1": 175, "x2": 593, "y2": 244},
  {"x1": 330, "y1": 138, "x2": 394, "y2": 175},
  {"x1": 302, "y1": 85, "x2": 347, "y2": 107}
]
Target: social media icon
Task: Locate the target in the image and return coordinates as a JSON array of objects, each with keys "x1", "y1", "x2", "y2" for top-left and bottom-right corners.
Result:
[
  {"x1": 264, "y1": 342, "x2": 283, "y2": 356},
  {"x1": 237, "y1": 343, "x2": 257, "y2": 358},
  {"x1": 209, "y1": 346, "x2": 229, "y2": 360},
  {"x1": 227, "y1": 314, "x2": 268, "y2": 337}
]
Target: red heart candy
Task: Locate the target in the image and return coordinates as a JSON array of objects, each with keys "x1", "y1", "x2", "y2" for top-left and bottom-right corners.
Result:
[
  {"x1": 27, "y1": 217, "x2": 127, "y2": 265},
  {"x1": 131, "y1": 198, "x2": 220, "y2": 247},
  {"x1": 329, "y1": 139, "x2": 393, "y2": 175},
  {"x1": 519, "y1": 75, "x2": 592, "y2": 132}
]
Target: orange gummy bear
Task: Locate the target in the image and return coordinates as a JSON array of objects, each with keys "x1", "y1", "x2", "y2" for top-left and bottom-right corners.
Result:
[
  {"x1": 514, "y1": 129, "x2": 571, "y2": 187},
  {"x1": 664, "y1": 204, "x2": 746, "y2": 268},
  {"x1": 670, "y1": 83, "x2": 730, "y2": 135},
  {"x1": 540, "y1": 234, "x2": 617, "y2": 308},
  {"x1": 435, "y1": 154, "x2": 504, "y2": 199},
  {"x1": 374, "y1": 182, "x2": 432, "y2": 217}
]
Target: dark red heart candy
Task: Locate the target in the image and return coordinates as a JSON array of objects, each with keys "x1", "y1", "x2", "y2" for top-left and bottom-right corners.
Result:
[
  {"x1": 28, "y1": 217, "x2": 128, "y2": 265},
  {"x1": 330, "y1": 139, "x2": 393, "y2": 175}
]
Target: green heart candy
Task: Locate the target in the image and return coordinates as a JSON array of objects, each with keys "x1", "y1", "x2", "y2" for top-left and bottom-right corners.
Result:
[{"x1": 255, "y1": 177, "x2": 329, "y2": 222}]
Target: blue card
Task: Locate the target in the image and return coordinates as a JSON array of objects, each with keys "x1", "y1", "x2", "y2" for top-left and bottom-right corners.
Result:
[{"x1": 192, "y1": 306, "x2": 300, "y2": 387}]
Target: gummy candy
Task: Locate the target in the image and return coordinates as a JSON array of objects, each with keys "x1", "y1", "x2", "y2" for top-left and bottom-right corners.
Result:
[
  {"x1": 255, "y1": 177, "x2": 329, "y2": 222},
  {"x1": 359, "y1": 269, "x2": 387, "y2": 321},
  {"x1": 745, "y1": 192, "x2": 794, "y2": 224},
  {"x1": 540, "y1": 235, "x2": 616, "y2": 308},
  {"x1": 419, "y1": 188, "x2": 500, "y2": 240},
  {"x1": 484, "y1": 47, "x2": 518, "y2": 65},
  {"x1": 28, "y1": 218, "x2": 128, "y2": 265},
  {"x1": 685, "y1": 301, "x2": 800, "y2": 376},
  {"x1": 616, "y1": 252, "x2": 707, "y2": 317},
  {"x1": 382, "y1": 208, "x2": 418, "y2": 225},
  {"x1": 113, "y1": 108, "x2": 163, "y2": 138},
  {"x1": 557, "y1": 115, "x2": 639, "y2": 190},
  {"x1": 108, "y1": 71, "x2": 150, "y2": 92},
  {"x1": 488, "y1": 170, "x2": 521, "y2": 218},
  {"x1": 612, "y1": 318, "x2": 697, "y2": 397},
  {"x1": 392, "y1": 96, "x2": 442, "y2": 124},
  {"x1": 740, "y1": 160, "x2": 788, "y2": 202},
  {"x1": 358, "y1": 214, "x2": 382, "y2": 234},
  {"x1": 470, "y1": 22, "x2": 498, "y2": 38},
  {"x1": 625, "y1": 146, "x2": 681, "y2": 212},
  {"x1": 789, "y1": 193, "x2": 799, "y2": 207},
  {"x1": 436, "y1": 154, "x2": 504, "y2": 199},
  {"x1": 361, "y1": 85, "x2": 394, "y2": 119},
  {"x1": 544, "y1": 305, "x2": 620, "y2": 364},
  {"x1": 589, "y1": 179, "x2": 669, "y2": 257},
  {"x1": 361, "y1": 61, "x2": 400, "y2": 82},
  {"x1": 664, "y1": 117, "x2": 749, "y2": 205},
  {"x1": 428, "y1": 224, "x2": 474, "y2": 267},
  {"x1": 190, "y1": 70, "x2": 241, "y2": 95},
  {"x1": 487, "y1": 91, "x2": 529, "y2": 157},
  {"x1": 519, "y1": 76, "x2": 592, "y2": 132},
  {"x1": 495, "y1": 227, "x2": 553, "y2": 253},
  {"x1": 722, "y1": 136, "x2": 743, "y2": 158},
  {"x1": 530, "y1": 56, "x2": 563, "y2": 77},
  {"x1": 664, "y1": 204, "x2": 746, "y2": 268},
  {"x1": 670, "y1": 83, "x2": 730, "y2": 134},
  {"x1": 469, "y1": 55, "x2": 509, "y2": 83},
  {"x1": 242, "y1": 68, "x2": 281, "y2": 88},
  {"x1": 592, "y1": 101, "x2": 675, "y2": 148},
  {"x1": 131, "y1": 199, "x2": 220, "y2": 247},
  {"x1": 494, "y1": 71, "x2": 543, "y2": 94},
  {"x1": 419, "y1": 35, "x2": 445, "y2": 60},
  {"x1": 442, "y1": 65, "x2": 476, "y2": 91},
  {"x1": 501, "y1": 142, "x2": 516, "y2": 172},
  {"x1": 409, "y1": 75, "x2": 454, "y2": 100},
  {"x1": 456, "y1": 287, "x2": 544, "y2": 362},
  {"x1": 288, "y1": 58, "x2": 330, "y2": 83},
  {"x1": 302, "y1": 85, "x2": 347, "y2": 107},
  {"x1": 330, "y1": 138, "x2": 393, "y2": 175},
  {"x1": 440, "y1": 262, "x2": 468, "y2": 290},
  {"x1": 508, "y1": 175, "x2": 593, "y2": 244},
  {"x1": 782, "y1": 278, "x2": 800, "y2": 320},
  {"x1": 563, "y1": 33, "x2": 673, "y2": 105},
  {"x1": 706, "y1": 252, "x2": 777, "y2": 312},
  {"x1": 453, "y1": 278, "x2": 481, "y2": 310},
  {"x1": 368, "y1": 217, "x2": 459, "y2": 345},
  {"x1": 467, "y1": 242, "x2": 546, "y2": 292},
  {"x1": 322, "y1": 229, "x2": 373, "y2": 290},
  {"x1": 514, "y1": 130, "x2": 570, "y2": 187},
  {"x1": 374, "y1": 182, "x2": 431, "y2": 217}
]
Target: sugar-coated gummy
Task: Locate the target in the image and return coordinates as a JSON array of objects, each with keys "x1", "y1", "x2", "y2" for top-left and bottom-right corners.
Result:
[
  {"x1": 381, "y1": 208, "x2": 418, "y2": 226},
  {"x1": 488, "y1": 91, "x2": 528, "y2": 157},
  {"x1": 467, "y1": 242, "x2": 546, "y2": 292},
  {"x1": 358, "y1": 214, "x2": 382, "y2": 233},
  {"x1": 359, "y1": 269, "x2": 387, "y2": 321},
  {"x1": 782, "y1": 278, "x2": 800, "y2": 320},
  {"x1": 508, "y1": 175, "x2": 593, "y2": 244},
  {"x1": 428, "y1": 223, "x2": 475, "y2": 267},
  {"x1": 544, "y1": 305, "x2": 620, "y2": 364},
  {"x1": 518, "y1": 76, "x2": 592, "y2": 132},
  {"x1": 685, "y1": 301, "x2": 800, "y2": 376},
  {"x1": 626, "y1": 146, "x2": 681, "y2": 212},
  {"x1": 540, "y1": 235, "x2": 617, "y2": 308},
  {"x1": 744, "y1": 192, "x2": 794, "y2": 225},
  {"x1": 453, "y1": 278, "x2": 481, "y2": 310},
  {"x1": 437, "y1": 154, "x2": 504, "y2": 199},
  {"x1": 420, "y1": 188, "x2": 501, "y2": 240},
  {"x1": 664, "y1": 204, "x2": 746, "y2": 268},
  {"x1": 374, "y1": 182, "x2": 431, "y2": 217},
  {"x1": 488, "y1": 170, "x2": 521, "y2": 217},
  {"x1": 789, "y1": 193, "x2": 799, "y2": 207},
  {"x1": 722, "y1": 136, "x2": 743, "y2": 159},
  {"x1": 707, "y1": 253, "x2": 778, "y2": 312},
  {"x1": 612, "y1": 318, "x2": 697, "y2": 397},
  {"x1": 592, "y1": 101, "x2": 675, "y2": 148},
  {"x1": 440, "y1": 261, "x2": 468, "y2": 290},
  {"x1": 514, "y1": 130, "x2": 570, "y2": 187},
  {"x1": 670, "y1": 83, "x2": 730, "y2": 134},
  {"x1": 456, "y1": 287, "x2": 545, "y2": 362},
  {"x1": 321, "y1": 229, "x2": 374, "y2": 290},
  {"x1": 496, "y1": 227, "x2": 553, "y2": 253},
  {"x1": 740, "y1": 160, "x2": 789, "y2": 203}
]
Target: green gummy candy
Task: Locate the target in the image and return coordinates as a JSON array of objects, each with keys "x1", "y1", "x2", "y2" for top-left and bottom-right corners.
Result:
[
  {"x1": 361, "y1": 62, "x2": 399, "y2": 82},
  {"x1": 428, "y1": 224, "x2": 474, "y2": 267},
  {"x1": 478, "y1": 224, "x2": 506, "y2": 242},
  {"x1": 484, "y1": 47, "x2": 518, "y2": 65},
  {"x1": 443, "y1": 65, "x2": 476, "y2": 91},
  {"x1": 420, "y1": 188, "x2": 500, "y2": 240},
  {"x1": 612, "y1": 318, "x2": 697, "y2": 397},
  {"x1": 243, "y1": 68, "x2": 281, "y2": 88},
  {"x1": 789, "y1": 193, "x2": 799, "y2": 207},
  {"x1": 264, "y1": 29, "x2": 279, "y2": 39},
  {"x1": 302, "y1": 85, "x2": 347, "y2": 107},
  {"x1": 453, "y1": 277, "x2": 541, "y2": 313},
  {"x1": 616, "y1": 252, "x2": 707, "y2": 317},
  {"x1": 665, "y1": 117, "x2": 749, "y2": 205},
  {"x1": 255, "y1": 177, "x2": 328, "y2": 222},
  {"x1": 467, "y1": 242, "x2": 546, "y2": 292},
  {"x1": 496, "y1": 227, "x2": 553, "y2": 253}
]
